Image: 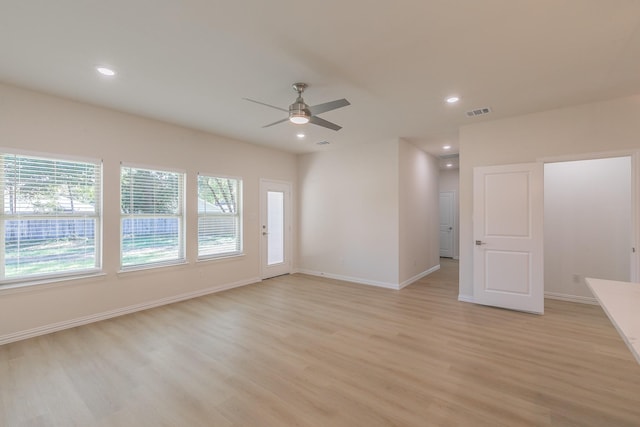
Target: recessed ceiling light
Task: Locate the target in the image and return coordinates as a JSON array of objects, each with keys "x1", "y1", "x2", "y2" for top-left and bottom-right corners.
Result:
[
  {"x1": 446, "y1": 163, "x2": 453, "y2": 168},
  {"x1": 445, "y1": 96, "x2": 460, "y2": 104},
  {"x1": 443, "y1": 145, "x2": 451, "y2": 150},
  {"x1": 296, "y1": 133, "x2": 305, "y2": 139},
  {"x1": 96, "y1": 66, "x2": 116, "y2": 77}
]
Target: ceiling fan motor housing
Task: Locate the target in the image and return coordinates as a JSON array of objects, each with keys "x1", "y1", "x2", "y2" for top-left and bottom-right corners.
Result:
[{"x1": 290, "y1": 100, "x2": 310, "y2": 117}]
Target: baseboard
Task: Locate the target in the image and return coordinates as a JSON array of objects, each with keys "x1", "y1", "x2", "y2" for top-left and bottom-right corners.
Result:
[
  {"x1": 458, "y1": 293, "x2": 598, "y2": 305},
  {"x1": 296, "y1": 269, "x2": 400, "y2": 290},
  {"x1": 458, "y1": 294, "x2": 474, "y2": 303},
  {"x1": 0, "y1": 277, "x2": 260, "y2": 346},
  {"x1": 398, "y1": 265, "x2": 440, "y2": 289},
  {"x1": 296, "y1": 265, "x2": 442, "y2": 291},
  {"x1": 544, "y1": 291, "x2": 599, "y2": 305}
]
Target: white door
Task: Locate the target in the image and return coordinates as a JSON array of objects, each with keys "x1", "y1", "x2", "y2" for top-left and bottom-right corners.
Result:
[
  {"x1": 439, "y1": 191, "x2": 455, "y2": 258},
  {"x1": 260, "y1": 180, "x2": 291, "y2": 279},
  {"x1": 473, "y1": 163, "x2": 544, "y2": 314}
]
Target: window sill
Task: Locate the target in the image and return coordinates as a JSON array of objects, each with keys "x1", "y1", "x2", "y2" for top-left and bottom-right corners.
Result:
[
  {"x1": 0, "y1": 271, "x2": 107, "y2": 296},
  {"x1": 197, "y1": 253, "x2": 245, "y2": 264},
  {"x1": 117, "y1": 260, "x2": 189, "y2": 277}
]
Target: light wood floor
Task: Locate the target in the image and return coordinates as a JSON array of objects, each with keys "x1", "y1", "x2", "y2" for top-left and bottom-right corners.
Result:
[{"x1": 2, "y1": 259, "x2": 640, "y2": 426}]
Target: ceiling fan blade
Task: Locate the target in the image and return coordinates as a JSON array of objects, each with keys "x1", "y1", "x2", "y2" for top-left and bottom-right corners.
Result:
[
  {"x1": 242, "y1": 98, "x2": 288, "y2": 113},
  {"x1": 262, "y1": 118, "x2": 289, "y2": 128},
  {"x1": 309, "y1": 98, "x2": 350, "y2": 116},
  {"x1": 309, "y1": 115, "x2": 342, "y2": 131}
]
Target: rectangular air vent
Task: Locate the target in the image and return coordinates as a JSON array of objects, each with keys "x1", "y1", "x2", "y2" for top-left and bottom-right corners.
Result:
[
  {"x1": 466, "y1": 107, "x2": 492, "y2": 118},
  {"x1": 316, "y1": 140, "x2": 330, "y2": 145}
]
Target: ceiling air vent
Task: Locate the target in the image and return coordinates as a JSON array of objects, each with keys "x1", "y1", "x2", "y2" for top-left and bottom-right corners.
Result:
[
  {"x1": 316, "y1": 140, "x2": 330, "y2": 145},
  {"x1": 466, "y1": 107, "x2": 492, "y2": 118}
]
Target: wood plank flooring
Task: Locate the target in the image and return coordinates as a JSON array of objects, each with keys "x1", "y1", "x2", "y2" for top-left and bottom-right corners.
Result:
[{"x1": 2, "y1": 259, "x2": 640, "y2": 426}]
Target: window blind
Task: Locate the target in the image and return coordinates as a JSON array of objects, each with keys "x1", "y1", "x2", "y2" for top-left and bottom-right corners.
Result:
[
  {"x1": 197, "y1": 175, "x2": 241, "y2": 258},
  {"x1": 0, "y1": 153, "x2": 101, "y2": 282},
  {"x1": 120, "y1": 165, "x2": 184, "y2": 268}
]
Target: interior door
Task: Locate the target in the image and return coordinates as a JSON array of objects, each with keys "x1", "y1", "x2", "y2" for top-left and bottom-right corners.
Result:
[
  {"x1": 260, "y1": 180, "x2": 291, "y2": 279},
  {"x1": 473, "y1": 163, "x2": 544, "y2": 314},
  {"x1": 439, "y1": 191, "x2": 455, "y2": 258}
]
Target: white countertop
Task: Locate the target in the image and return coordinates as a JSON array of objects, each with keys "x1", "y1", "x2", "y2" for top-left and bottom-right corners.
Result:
[{"x1": 586, "y1": 277, "x2": 640, "y2": 364}]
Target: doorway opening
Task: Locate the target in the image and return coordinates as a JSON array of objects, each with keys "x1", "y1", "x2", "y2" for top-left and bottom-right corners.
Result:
[{"x1": 543, "y1": 156, "x2": 633, "y2": 304}]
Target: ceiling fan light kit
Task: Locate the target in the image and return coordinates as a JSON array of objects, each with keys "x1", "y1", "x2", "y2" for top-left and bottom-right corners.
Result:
[
  {"x1": 289, "y1": 115, "x2": 310, "y2": 124},
  {"x1": 244, "y1": 82, "x2": 350, "y2": 131}
]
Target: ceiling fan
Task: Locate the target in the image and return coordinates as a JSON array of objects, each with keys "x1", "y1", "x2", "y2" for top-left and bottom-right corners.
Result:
[{"x1": 243, "y1": 83, "x2": 350, "y2": 131}]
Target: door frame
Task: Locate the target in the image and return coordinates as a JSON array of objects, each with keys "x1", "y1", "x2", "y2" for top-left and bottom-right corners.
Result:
[
  {"x1": 259, "y1": 179, "x2": 293, "y2": 279},
  {"x1": 470, "y1": 150, "x2": 639, "y2": 311}
]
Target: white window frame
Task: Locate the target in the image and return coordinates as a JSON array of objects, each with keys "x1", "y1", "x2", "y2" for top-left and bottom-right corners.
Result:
[
  {"x1": 0, "y1": 150, "x2": 102, "y2": 285},
  {"x1": 197, "y1": 173, "x2": 243, "y2": 260},
  {"x1": 120, "y1": 163, "x2": 186, "y2": 271}
]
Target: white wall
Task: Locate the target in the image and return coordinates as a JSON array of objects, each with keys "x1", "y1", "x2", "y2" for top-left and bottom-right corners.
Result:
[
  {"x1": 545, "y1": 157, "x2": 631, "y2": 300},
  {"x1": 297, "y1": 139, "x2": 400, "y2": 287},
  {"x1": 398, "y1": 139, "x2": 440, "y2": 285},
  {"x1": 439, "y1": 168, "x2": 459, "y2": 192},
  {"x1": 459, "y1": 95, "x2": 640, "y2": 300},
  {"x1": 439, "y1": 168, "x2": 459, "y2": 259},
  {"x1": 0, "y1": 83, "x2": 297, "y2": 342}
]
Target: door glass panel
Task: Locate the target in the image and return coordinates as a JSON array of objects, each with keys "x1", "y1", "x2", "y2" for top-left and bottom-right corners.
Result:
[{"x1": 267, "y1": 191, "x2": 284, "y2": 265}]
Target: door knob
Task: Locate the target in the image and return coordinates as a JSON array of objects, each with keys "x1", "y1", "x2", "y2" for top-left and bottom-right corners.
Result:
[{"x1": 475, "y1": 240, "x2": 486, "y2": 245}]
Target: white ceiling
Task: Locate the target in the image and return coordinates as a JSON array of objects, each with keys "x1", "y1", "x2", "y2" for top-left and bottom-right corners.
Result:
[{"x1": 2, "y1": 1, "x2": 640, "y2": 156}]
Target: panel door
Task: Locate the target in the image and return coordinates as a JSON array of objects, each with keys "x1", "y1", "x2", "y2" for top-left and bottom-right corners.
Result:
[
  {"x1": 439, "y1": 191, "x2": 455, "y2": 258},
  {"x1": 473, "y1": 163, "x2": 544, "y2": 314}
]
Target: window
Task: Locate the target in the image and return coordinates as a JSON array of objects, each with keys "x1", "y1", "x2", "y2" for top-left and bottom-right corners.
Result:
[
  {"x1": 0, "y1": 152, "x2": 101, "y2": 283},
  {"x1": 120, "y1": 165, "x2": 184, "y2": 269},
  {"x1": 197, "y1": 175, "x2": 242, "y2": 258}
]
